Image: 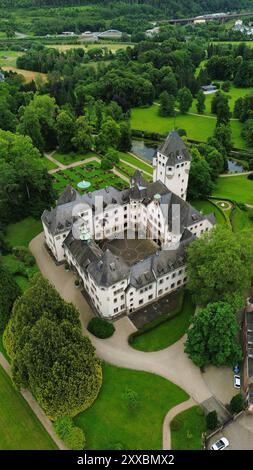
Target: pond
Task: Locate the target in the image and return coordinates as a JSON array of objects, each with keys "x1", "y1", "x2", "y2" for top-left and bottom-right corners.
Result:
[
  {"x1": 227, "y1": 159, "x2": 244, "y2": 173},
  {"x1": 131, "y1": 140, "x2": 246, "y2": 174},
  {"x1": 131, "y1": 139, "x2": 157, "y2": 162}
]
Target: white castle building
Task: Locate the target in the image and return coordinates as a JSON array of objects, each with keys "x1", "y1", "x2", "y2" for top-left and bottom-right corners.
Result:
[{"x1": 42, "y1": 131, "x2": 215, "y2": 319}]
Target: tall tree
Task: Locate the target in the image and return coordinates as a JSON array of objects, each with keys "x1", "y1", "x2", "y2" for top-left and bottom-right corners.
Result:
[
  {"x1": 184, "y1": 302, "x2": 242, "y2": 369},
  {"x1": 56, "y1": 110, "x2": 75, "y2": 152},
  {"x1": 178, "y1": 87, "x2": 193, "y2": 113},
  {"x1": 186, "y1": 225, "x2": 253, "y2": 309},
  {"x1": 0, "y1": 264, "x2": 21, "y2": 332},
  {"x1": 159, "y1": 91, "x2": 175, "y2": 117},
  {"x1": 4, "y1": 274, "x2": 102, "y2": 420},
  {"x1": 196, "y1": 89, "x2": 205, "y2": 114}
]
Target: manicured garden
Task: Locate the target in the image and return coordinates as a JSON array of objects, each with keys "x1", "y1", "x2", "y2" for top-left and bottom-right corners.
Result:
[
  {"x1": 52, "y1": 161, "x2": 127, "y2": 195},
  {"x1": 170, "y1": 406, "x2": 205, "y2": 450},
  {"x1": 130, "y1": 104, "x2": 245, "y2": 149},
  {"x1": 130, "y1": 292, "x2": 195, "y2": 352},
  {"x1": 0, "y1": 366, "x2": 57, "y2": 450},
  {"x1": 213, "y1": 174, "x2": 253, "y2": 205},
  {"x1": 74, "y1": 362, "x2": 189, "y2": 450}
]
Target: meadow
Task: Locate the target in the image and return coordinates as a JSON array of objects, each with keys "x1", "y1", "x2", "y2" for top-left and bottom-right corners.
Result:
[{"x1": 131, "y1": 105, "x2": 246, "y2": 149}]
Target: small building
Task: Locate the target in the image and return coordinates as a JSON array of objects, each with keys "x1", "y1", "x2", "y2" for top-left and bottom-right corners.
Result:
[
  {"x1": 193, "y1": 19, "x2": 206, "y2": 24},
  {"x1": 201, "y1": 84, "x2": 217, "y2": 95},
  {"x1": 80, "y1": 31, "x2": 99, "y2": 42},
  {"x1": 145, "y1": 27, "x2": 160, "y2": 37},
  {"x1": 61, "y1": 31, "x2": 75, "y2": 36}
]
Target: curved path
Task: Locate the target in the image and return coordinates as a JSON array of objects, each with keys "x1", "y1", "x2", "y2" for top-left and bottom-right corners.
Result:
[
  {"x1": 30, "y1": 233, "x2": 212, "y2": 405},
  {"x1": 30, "y1": 233, "x2": 213, "y2": 448},
  {"x1": 163, "y1": 397, "x2": 196, "y2": 450}
]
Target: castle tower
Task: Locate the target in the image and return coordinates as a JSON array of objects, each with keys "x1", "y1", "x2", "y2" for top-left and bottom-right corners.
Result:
[{"x1": 153, "y1": 131, "x2": 191, "y2": 200}]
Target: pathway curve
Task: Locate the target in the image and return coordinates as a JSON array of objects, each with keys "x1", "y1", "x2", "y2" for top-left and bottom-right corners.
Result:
[
  {"x1": 163, "y1": 397, "x2": 196, "y2": 450},
  {"x1": 0, "y1": 352, "x2": 67, "y2": 450},
  {"x1": 220, "y1": 171, "x2": 252, "y2": 177},
  {"x1": 30, "y1": 233, "x2": 212, "y2": 406}
]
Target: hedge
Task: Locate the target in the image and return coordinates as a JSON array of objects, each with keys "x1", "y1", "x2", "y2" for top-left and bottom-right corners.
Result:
[{"x1": 87, "y1": 317, "x2": 115, "y2": 339}]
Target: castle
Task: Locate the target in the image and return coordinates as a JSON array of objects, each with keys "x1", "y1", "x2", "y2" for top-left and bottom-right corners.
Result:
[{"x1": 42, "y1": 131, "x2": 215, "y2": 319}]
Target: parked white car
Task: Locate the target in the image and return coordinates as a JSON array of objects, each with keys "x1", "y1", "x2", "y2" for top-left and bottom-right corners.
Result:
[
  {"x1": 234, "y1": 375, "x2": 241, "y2": 389},
  {"x1": 211, "y1": 437, "x2": 229, "y2": 450}
]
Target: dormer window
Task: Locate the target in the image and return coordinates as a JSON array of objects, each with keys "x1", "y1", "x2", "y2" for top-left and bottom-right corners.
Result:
[{"x1": 177, "y1": 155, "x2": 183, "y2": 160}]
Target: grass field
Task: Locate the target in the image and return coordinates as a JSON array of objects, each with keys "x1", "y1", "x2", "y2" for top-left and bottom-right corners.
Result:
[
  {"x1": 49, "y1": 42, "x2": 132, "y2": 53},
  {"x1": 0, "y1": 366, "x2": 57, "y2": 450},
  {"x1": 171, "y1": 406, "x2": 205, "y2": 450},
  {"x1": 4, "y1": 217, "x2": 42, "y2": 247},
  {"x1": 74, "y1": 362, "x2": 189, "y2": 450},
  {"x1": 2, "y1": 217, "x2": 42, "y2": 292},
  {"x1": 213, "y1": 175, "x2": 253, "y2": 205},
  {"x1": 190, "y1": 85, "x2": 253, "y2": 116},
  {"x1": 131, "y1": 105, "x2": 246, "y2": 149},
  {"x1": 118, "y1": 151, "x2": 153, "y2": 175},
  {"x1": 0, "y1": 50, "x2": 22, "y2": 67},
  {"x1": 131, "y1": 292, "x2": 195, "y2": 352},
  {"x1": 42, "y1": 157, "x2": 58, "y2": 170},
  {"x1": 53, "y1": 150, "x2": 98, "y2": 165},
  {"x1": 1, "y1": 66, "x2": 47, "y2": 83},
  {"x1": 191, "y1": 199, "x2": 227, "y2": 225}
]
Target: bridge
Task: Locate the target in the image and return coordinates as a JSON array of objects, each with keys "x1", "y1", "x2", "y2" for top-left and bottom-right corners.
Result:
[{"x1": 161, "y1": 11, "x2": 253, "y2": 25}]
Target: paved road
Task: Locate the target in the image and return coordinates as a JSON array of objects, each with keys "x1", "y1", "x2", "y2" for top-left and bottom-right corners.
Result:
[
  {"x1": 207, "y1": 413, "x2": 253, "y2": 450},
  {"x1": 0, "y1": 352, "x2": 67, "y2": 450}
]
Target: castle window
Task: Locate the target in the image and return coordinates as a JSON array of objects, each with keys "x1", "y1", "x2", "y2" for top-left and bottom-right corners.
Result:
[
  {"x1": 171, "y1": 283, "x2": 175, "y2": 289},
  {"x1": 148, "y1": 294, "x2": 153, "y2": 300},
  {"x1": 139, "y1": 299, "x2": 144, "y2": 305}
]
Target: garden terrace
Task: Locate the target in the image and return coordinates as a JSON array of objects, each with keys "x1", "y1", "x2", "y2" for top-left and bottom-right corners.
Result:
[{"x1": 52, "y1": 162, "x2": 127, "y2": 195}]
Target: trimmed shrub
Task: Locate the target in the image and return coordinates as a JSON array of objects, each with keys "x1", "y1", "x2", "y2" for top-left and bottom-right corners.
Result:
[
  {"x1": 122, "y1": 388, "x2": 139, "y2": 412},
  {"x1": 230, "y1": 394, "x2": 244, "y2": 413},
  {"x1": 87, "y1": 317, "x2": 115, "y2": 339},
  {"x1": 65, "y1": 427, "x2": 86, "y2": 450},
  {"x1": 54, "y1": 416, "x2": 85, "y2": 450},
  {"x1": 206, "y1": 410, "x2": 218, "y2": 430},
  {"x1": 247, "y1": 173, "x2": 253, "y2": 180}
]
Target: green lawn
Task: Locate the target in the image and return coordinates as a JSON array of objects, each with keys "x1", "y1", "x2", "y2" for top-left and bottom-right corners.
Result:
[
  {"x1": 131, "y1": 105, "x2": 245, "y2": 149},
  {"x1": 53, "y1": 150, "x2": 99, "y2": 165},
  {"x1": 131, "y1": 292, "x2": 195, "y2": 352},
  {"x1": 191, "y1": 199, "x2": 227, "y2": 225},
  {"x1": 4, "y1": 217, "x2": 42, "y2": 248},
  {"x1": 213, "y1": 175, "x2": 253, "y2": 205},
  {"x1": 0, "y1": 50, "x2": 22, "y2": 67},
  {"x1": 118, "y1": 151, "x2": 153, "y2": 175},
  {"x1": 190, "y1": 85, "x2": 253, "y2": 116},
  {"x1": 74, "y1": 362, "x2": 189, "y2": 450},
  {"x1": 0, "y1": 366, "x2": 57, "y2": 450},
  {"x1": 230, "y1": 206, "x2": 253, "y2": 233},
  {"x1": 170, "y1": 406, "x2": 205, "y2": 450}
]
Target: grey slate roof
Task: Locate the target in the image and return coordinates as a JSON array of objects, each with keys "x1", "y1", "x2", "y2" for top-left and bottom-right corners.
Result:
[
  {"x1": 151, "y1": 242, "x2": 187, "y2": 279},
  {"x1": 88, "y1": 249, "x2": 130, "y2": 287},
  {"x1": 42, "y1": 201, "x2": 76, "y2": 235},
  {"x1": 129, "y1": 256, "x2": 156, "y2": 288},
  {"x1": 64, "y1": 232, "x2": 102, "y2": 270},
  {"x1": 56, "y1": 185, "x2": 81, "y2": 206},
  {"x1": 131, "y1": 170, "x2": 148, "y2": 189},
  {"x1": 158, "y1": 130, "x2": 191, "y2": 165}
]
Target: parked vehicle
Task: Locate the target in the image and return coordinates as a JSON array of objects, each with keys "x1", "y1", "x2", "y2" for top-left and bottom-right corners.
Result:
[
  {"x1": 211, "y1": 437, "x2": 229, "y2": 450},
  {"x1": 234, "y1": 375, "x2": 241, "y2": 389}
]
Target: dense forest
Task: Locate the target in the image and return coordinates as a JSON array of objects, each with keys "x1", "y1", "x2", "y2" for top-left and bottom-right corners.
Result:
[{"x1": 0, "y1": 0, "x2": 252, "y2": 17}]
